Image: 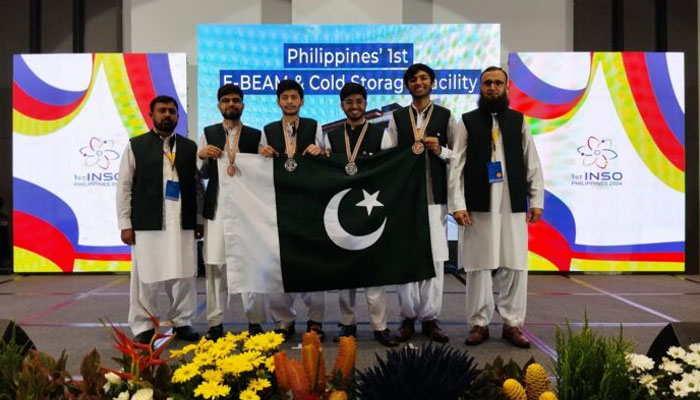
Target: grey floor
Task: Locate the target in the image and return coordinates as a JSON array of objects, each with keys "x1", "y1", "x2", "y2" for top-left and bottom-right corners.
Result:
[{"x1": 1, "y1": 272, "x2": 699, "y2": 375}]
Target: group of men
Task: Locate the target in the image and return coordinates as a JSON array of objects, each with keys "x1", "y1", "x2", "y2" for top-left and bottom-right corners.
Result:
[{"x1": 116, "y1": 63, "x2": 544, "y2": 349}]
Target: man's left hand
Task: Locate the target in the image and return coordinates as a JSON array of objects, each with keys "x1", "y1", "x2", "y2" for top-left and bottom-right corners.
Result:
[
  {"x1": 195, "y1": 224, "x2": 204, "y2": 239},
  {"x1": 422, "y1": 137, "x2": 442, "y2": 156},
  {"x1": 303, "y1": 144, "x2": 325, "y2": 156},
  {"x1": 527, "y1": 208, "x2": 543, "y2": 223}
]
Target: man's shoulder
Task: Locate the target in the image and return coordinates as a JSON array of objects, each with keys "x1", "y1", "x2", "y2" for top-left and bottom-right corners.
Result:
[
  {"x1": 263, "y1": 121, "x2": 280, "y2": 132},
  {"x1": 299, "y1": 117, "x2": 318, "y2": 127},
  {"x1": 203, "y1": 123, "x2": 221, "y2": 132},
  {"x1": 130, "y1": 131, "x2": 155, "y2": 144},
  {"x1": 176, "y1": 134, "x2": 198, "y2": 149},
  {"x1": 242, "y1": 125, "x2": 261, "y2": 135}
]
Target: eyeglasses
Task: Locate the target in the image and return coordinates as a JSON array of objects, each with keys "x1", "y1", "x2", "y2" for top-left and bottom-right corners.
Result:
[
  {"x1": 482, "y1": 80, "x2": 506, "y2": 87},
  {"x1": 342, "y1": 98, "x2": 366, "y2": 106},
  {"x1": 220, "y1": 97, "x2": 242, "y2": 104}
]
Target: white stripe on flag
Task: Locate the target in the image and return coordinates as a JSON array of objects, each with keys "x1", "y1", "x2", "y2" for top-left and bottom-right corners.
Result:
[{"x1": 220, "y1": 154, "x2": 284, "y2": 293}]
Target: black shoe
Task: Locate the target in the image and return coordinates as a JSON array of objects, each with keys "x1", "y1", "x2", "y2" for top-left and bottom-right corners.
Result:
[
  {"x1": 274, "y1": 324, "x2": 296, "y2": 342},
  {"x1": 133, "y1": 328, "x2": 155, "y2": 345},
  {"x1": 205, "y1": 324, "x2": 224, "y2": 341},
  {"x1": 395, "y1": 318, "x2": 416, "y2": 342},
  {"x1": 248, "y1": 323, "x2": 264, "y2": 335},
  {"x1": 306, "y1": 320, "x2": 326, "y2": 342},
  {"x1": 174, "y1": 325, "x2": 200, "y2": 342},
  {"x1": 374, "y1": 329, "x2": 399, "y2": 347},
  {"x1": 333, "y1": 324, "x2": 357, "y2": 342},
  {"x1": 421, "y1": 320, "x2": 449, "y2": 343}
]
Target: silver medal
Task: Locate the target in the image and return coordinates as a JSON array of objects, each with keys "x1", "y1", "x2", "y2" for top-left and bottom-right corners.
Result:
[
  {"x1": 344, "y1": 162, "x2": 358, "y2": 176},
  {"x1": 284, "y1": 157, "x2": 297, "y2": 172}
]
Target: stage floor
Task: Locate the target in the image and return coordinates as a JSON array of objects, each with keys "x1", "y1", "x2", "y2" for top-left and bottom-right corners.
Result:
[{"x1": 1, "y1": 272, "x2": 699, "y2": 375}]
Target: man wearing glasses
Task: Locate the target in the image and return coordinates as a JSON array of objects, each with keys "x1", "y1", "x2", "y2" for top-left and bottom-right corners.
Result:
[{"x1": 448, "y1": 66, "x2": 544, "y2": 348}]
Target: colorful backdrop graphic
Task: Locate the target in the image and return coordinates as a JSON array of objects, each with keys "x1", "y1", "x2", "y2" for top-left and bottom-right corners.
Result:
[
  {"x1": 13, "y1": 53, "x2": 187, "y2": 273},
  {"x1": 510, "y1": 52, "x2": 685, "y2": 272}
]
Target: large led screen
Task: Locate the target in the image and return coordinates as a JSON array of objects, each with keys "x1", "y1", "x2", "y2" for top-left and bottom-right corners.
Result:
[
  {"x1": 13, "y1": 53, "x2": 187, "y2": 273},
  {"x1": 197, "y1": 24, "x2": 499, "y2": 136},
  {"x1": 510, "y1": 52, "x2": 685, "y2": 272}
]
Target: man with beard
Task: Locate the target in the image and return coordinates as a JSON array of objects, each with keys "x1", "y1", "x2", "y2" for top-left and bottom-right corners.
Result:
[
  {"x1": 448, "y1": 66, "x2": 544, "y2": 348},
  {"x1": 259, "y1": 79, "x2": 327, "y2": 341},
  {"x1": 117, "y1": 95, "x2": 202, "y2": 344},
  {"x1": 383, "y1": 63, "x2": 456, "y2": 344},
  {"x1": 323, "y1": 82, "x2": 398, "y2": 347},
  {"x1": 197, "y1": 84, "x2": 267, "y2": 340}
]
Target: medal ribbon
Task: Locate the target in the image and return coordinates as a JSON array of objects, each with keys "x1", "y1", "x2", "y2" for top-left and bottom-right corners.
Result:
[
  {"x1": 224, "y1": 122, "x2": 242, "y2": 168},
  {"x1": 282, "y1": 120, "x2": 299, "y2": 159},
  {"x1": 408, "y1": 102, "x2": 435, "y2": 143},
  {"x1": 344, "y1": 121, "x2": 369, "y2": 164}
]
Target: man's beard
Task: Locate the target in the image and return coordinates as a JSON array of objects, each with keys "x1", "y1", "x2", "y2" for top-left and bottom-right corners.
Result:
[
  {"x1": 478, "y1": 93, "x2": 510, "y2": 114},
  {"x1": 221, "y1": 110, "x2": 241, "y2": 121},
  {"x1": 154, "y1": 119, "x2": 176, "y2": 133}
]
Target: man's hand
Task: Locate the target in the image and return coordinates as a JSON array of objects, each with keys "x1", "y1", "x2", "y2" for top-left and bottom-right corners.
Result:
[
  {"x1": 453, "y1": 210, "x2": 472, "y2": 226},
  {"x1": 527, "y1": 207, "x2": 543, "y2": 223},
  {"x1": 303, "y1": 144, "x2": 324, "y2": 156},
  {"x1": 195, "y1": 224, "x2": 204, "y2": 239},
  {"x1": 121, "y1": 228, "x2": 135, "y2": 245},
  {"x1": 198, "y1": 145, "x2": 222, "y2": 160},
  {"x1": 258, "y1": 145, "x2": 279, "y2": 158},
  {"x1": 422, "y1": 137, "x2": 442, "y2": 156}
]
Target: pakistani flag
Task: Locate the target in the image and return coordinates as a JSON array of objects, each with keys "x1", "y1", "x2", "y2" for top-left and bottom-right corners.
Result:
[{"x1": 220, "y1": 149, "x2": 435, "y2": 293}]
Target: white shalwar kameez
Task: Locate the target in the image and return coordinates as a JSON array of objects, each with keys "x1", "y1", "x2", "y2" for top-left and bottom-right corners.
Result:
[
  {"x1": 198, "y1": 132, "x2": 266, "y2": 328},
  {"x1": 448, "y1": 115, "x2": 544, "y2": 328},
  {"x1": 383, "y1": 104, "x2": 455, "y2": 322},
  {"x1": 117, "y1": 135, "x2": 197, "y2": 336}
]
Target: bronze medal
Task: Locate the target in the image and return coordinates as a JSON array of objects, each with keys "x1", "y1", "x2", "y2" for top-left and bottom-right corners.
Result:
[
  {"x1": 412, "y1": 141, "x2": 425, "y2": 155},
  {"x1": 227, "y1": 164, "x2": 236, "y2": 176}
]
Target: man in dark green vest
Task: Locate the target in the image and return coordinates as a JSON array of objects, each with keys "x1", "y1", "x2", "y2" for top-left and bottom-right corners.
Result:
[
  {"x1": 259, "y1": 79, "x2": 327, "y2": 341},
  {"x1": 197, "y1": 84, "x2": 267, "y2": 340},
  {"x1": 324, "y1": 82, "x2": 398, "y2": 347},
  {"x1": 448, "y1": 66, "x2": 544, "y2": 348},
  {"x1": 116, "y1": 95, "x2": 203, "y2": 344},
  {"x1": 383, "y1": 64, "x2": 457, "y2": 344}
]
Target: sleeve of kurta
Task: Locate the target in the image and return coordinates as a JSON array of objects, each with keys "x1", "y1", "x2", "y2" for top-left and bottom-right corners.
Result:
[
  {"x1": 447, "y1": 119, "x2": 468, "y2": 214},
  {"x1": 197, "y1": 134, "x2": 210, "y2": 179},
  {"x1": 259, "y1": 128, "x2": 269, "y2": 147},
  {"x1": 522, "y1": 120, "x2": 544, "y2": 209},
  {"x1": 195, "y1": 163, "x2": 205, "y2": 225},
  {"x1": 437, "y1": 116, "x2": 457, "y2": 161},
  {"x1": 116, "y1": 143, "x2": 135, "y2": 230},
  {"x1": 314, "y1": 123, "x2": 329, "y2": 150},
  {"x1": 380, "y1": 113, "x2": 399, "y2": 151}
]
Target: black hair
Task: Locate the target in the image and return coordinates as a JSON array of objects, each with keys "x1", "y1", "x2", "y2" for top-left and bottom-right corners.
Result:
[
  {"x1": 217, "y1": 83, "x2": 244, "y2": 101},
  {"x1": 403, "y1": 63, "x2": 436, "y2": 87},
  {"x1": 149, "y1": 95, "x2": 178, "y2": 112},
  {"x1": 339, "y1": 82, "x2": 367, "y2": 101},
  {"x1": 276, "y1": 79, "x2": 304, "y2": 99},
  {"x1": 480, "y1": 66, "x2": 509, "y2": 82}
]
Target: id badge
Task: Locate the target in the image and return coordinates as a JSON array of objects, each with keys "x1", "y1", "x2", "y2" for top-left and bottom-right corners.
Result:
[
  {"x1": 487, "y1": 161, "x2": 504, "y2": 183},
  {"x1": 165, "y1": 180, "x2": 180, "y2": 201}
]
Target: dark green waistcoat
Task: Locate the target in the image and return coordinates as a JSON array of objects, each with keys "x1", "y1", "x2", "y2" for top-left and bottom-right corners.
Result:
[
  {"x1": 326, "y1": 122, "x2": 383, "y2": 158},
  {"x1": 263, "y1": 117, "x2": 318, "y2": 156}
]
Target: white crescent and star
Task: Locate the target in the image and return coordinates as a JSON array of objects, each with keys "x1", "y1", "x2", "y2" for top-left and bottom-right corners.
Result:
[{"x1": 323, "y1": 188, "x2": 386, "y2": 251}]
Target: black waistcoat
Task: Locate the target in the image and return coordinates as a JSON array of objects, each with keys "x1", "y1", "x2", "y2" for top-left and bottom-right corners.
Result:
[
  {"x1": 461, "y1": 108, "x2": 528, "y2": 212},
  {"x1": 202, "y1": 123, "x2": 261, "y2": 220},
  {"x1": 393, "y1": 104, "x2": 451, "y2": 204},
  {"x1": 263, "y1": 118, "x2": 318, "y2": 156},
  {"x1": 326, "y1": 122, "x2": 383, "y2": 158},
  {"x1": 129, "y1": 131, "x2": 198, "y2": 230}
]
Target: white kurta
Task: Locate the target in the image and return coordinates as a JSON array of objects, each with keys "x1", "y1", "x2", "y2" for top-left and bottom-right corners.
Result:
[
  {"x1": 448, "y1": 115, "x2": 544, "y2": 271},
  {"x1": 116, "y1": 137, "x2": 197, "y2": 283}
]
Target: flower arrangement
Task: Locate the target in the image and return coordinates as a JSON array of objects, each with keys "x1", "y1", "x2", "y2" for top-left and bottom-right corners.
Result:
[
  {"x1": 626, "y1": 343, "x2": 700, "y2": 399},
  {"x1": 502, "y1": 363, "x2": 557, "y2": 400},
  {"x1": 273, "y1": 331, "x2": 356, "y2": 400},
  {"x1": 168, "y1": 330, "x2": 285, "y2": 400}
]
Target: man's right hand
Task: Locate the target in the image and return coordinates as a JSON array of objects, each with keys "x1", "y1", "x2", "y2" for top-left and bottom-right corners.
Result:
[
  {"x1": 453, "y1": 210, "x2": 472, "y2": 226},
  {"x1": 121, "y1": 228, "x2": 135, "y2": 245},
  {"x1": 198, "y1": 145, "x2": 223, "y2": 160},
  {"x1": 258, "y1": 145, "x2": 279, "y2": 158}
]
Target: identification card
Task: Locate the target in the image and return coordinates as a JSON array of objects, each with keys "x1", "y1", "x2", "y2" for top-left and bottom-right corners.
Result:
[
  {"x1": 487, "y1": 161, "x2": 504, "y2": 183},
  {"x1": 165, "y1": 180, "x2": 180, "y2": 200}
]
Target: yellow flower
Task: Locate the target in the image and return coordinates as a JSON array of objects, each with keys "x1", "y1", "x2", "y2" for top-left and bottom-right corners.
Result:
[
  {"x1": 243, "y1": 331, "x2": 284, "y2": 352},
  {"x1": 209, "y1": 340, "x2": 236, "y2": 359},
  {"x1": 172, "y1": 363, "x2": 199, "y2": 383},
  {"x1": 193, "y1": 381, "x2": 231, "y2": 399},
  {"x1": 200, "y1": 369, "x2": 224, "y2": 383},
  {"x1": 239, "y1": 389, "x2": 260, "y2": 400},
  {"x1": 216, "y1": 353, "x2": 255, "y2": 375},
  {"x1": 247, "y1": 377, "x2": 272, "y2": 392},
  {"x1": 264, "y1": 356, "x2": 275, "y2": 372},
  {"x1": 193, "y1": 352, "x2": 216, "y2": 367},
  {"x1": 170, "y1": 344, "x2": 197, "y2": 358}
]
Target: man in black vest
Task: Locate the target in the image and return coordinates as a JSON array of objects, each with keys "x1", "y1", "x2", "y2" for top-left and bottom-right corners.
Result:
[
  {"x1": 324, "y1": 82, "x2": 398, "y2": 347},
  {"x1": 383, "y1": 64, "x2": 456, "y2": 344},
  {"x1": 197, "y1": 84, "x2": 267, "y2": 340},
  {"x1": 448, "y1": 66, "x2": 544, "y2": 348},
  {"x1": 116, "y1": 95, "x2": 202, "y2": 344},
  {"x1": 259, "y1": 79, "x2": 327, "y2": 341}
]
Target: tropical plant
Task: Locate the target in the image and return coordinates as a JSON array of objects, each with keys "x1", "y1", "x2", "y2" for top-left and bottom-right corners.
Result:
[
  {"x1": 555, "y1": 317, "x2": 639, "y2": 400},
  {"x1": 355, "y1": 343, "x2": 480, "y2": 400},
  {"x1": 465, "y1": 356, "x2": 530, "y2": 399},
  {"x1": 0, "y1": 332, "x2": 26, "y2": 399}
]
